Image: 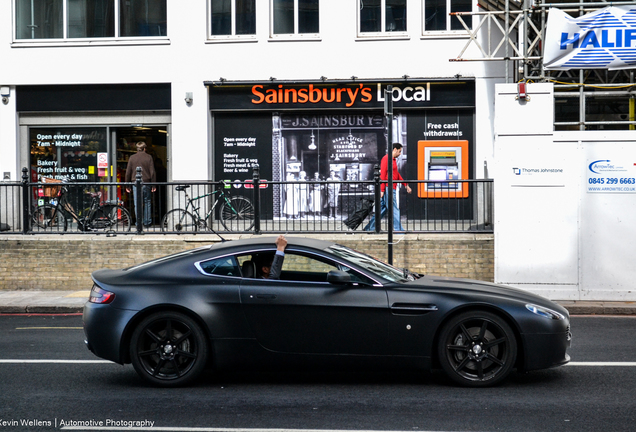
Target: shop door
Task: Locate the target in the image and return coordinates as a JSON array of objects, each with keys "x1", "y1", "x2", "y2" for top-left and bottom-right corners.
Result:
[{"x1": 112, "y1": 126, "x2": 168, "y2": 224}]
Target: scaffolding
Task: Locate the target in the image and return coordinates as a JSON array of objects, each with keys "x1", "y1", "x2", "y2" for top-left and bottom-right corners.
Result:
[{"x1": 452, "y1": 0, "x2": 636, "y2": 130}]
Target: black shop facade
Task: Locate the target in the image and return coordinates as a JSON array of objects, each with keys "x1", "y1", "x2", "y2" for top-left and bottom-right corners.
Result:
[{"x1": 206, "y1": 79, "x2": 475, "y2": 220}]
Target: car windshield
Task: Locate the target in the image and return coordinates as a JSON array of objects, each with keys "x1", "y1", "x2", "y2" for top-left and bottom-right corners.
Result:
[{"x1": 326, "y1": 244, "x2": 409, "y2": 283}]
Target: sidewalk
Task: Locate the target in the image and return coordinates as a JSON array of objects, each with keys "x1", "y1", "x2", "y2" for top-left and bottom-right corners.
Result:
[{"x1": 0, "y1": 290, "x2": 635, "y2": 315}]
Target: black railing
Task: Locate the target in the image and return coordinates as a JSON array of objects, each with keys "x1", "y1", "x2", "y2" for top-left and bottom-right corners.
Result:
[{"x1": 0, "y1": 166, "x2": 493, "y2": 235}]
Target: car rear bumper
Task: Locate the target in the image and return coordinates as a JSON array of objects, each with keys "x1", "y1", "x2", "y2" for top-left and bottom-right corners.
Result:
[{"x1": 83, "y1": 303, "x2": 138, "y2": 364}]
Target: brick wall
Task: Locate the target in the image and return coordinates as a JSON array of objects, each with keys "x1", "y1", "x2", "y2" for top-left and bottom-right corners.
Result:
[{"x1": 0, "y1": 234, "x2": 493, "y2": 291}]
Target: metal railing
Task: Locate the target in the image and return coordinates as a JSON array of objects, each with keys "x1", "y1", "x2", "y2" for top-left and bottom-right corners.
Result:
[{"x1": 0, "y1": 167, "x2": 493, "y2": 235}]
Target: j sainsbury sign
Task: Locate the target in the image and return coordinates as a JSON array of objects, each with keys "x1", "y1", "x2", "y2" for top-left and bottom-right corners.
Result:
[{"x1": 544, "y1": 6, "x2": 636, "y2": 70}]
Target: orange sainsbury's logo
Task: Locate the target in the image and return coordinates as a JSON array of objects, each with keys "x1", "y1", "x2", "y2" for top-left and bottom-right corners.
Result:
[
  {"x1": 251, "y1": 84, "x2": 373, "y2": 107},
  {"x1": 251, "y1": 83, "x2": 431, "y2": 107}
]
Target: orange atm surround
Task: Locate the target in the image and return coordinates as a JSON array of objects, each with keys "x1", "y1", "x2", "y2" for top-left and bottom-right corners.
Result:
[{"x1": 417, "y1": 140, "x2": 469, "y2": 198}]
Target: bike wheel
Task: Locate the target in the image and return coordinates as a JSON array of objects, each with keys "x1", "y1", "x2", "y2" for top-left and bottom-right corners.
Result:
[
  {"x1": 89, "y1": 205, "x2": 132, "y2": 232},
  {"x1": 32, "y1": 204, "x2": 67, "y2": 232},
  {"x1": 161, "y1": 209, "x2": 198, "y2": 232},
  {"x1": 219, "y1": 196, "x2": 255, "y2": 231}
]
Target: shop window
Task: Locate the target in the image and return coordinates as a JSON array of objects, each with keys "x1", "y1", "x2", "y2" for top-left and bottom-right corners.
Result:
[
  {"x1": 210, "y1": 0, "x2": 256, "y2": 37},
  {"x1": 14, "y1": 0, "x2": 167, "y2": 40},
  {"x1": 358, "y1": 0, "x2": 406, "y2": 35},
  {"x1": 423, "y1": 0, "x2": 472, "y2": 32},
  {"x1": 271, "y1": 0, "x2": 319, "y2": 37}
]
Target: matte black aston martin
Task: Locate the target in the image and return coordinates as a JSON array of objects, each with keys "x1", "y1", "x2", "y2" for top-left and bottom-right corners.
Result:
[{"x1": 83, "y1": 237, "x2": 571, "y2": 387}]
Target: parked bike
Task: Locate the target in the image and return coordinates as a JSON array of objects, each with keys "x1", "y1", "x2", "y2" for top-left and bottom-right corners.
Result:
[
  {"x1": 32, "y1": 180, "x2": 132, "y2": 233},
  {"x1": 161, "y1": 183, "x2": 254, "y2": 232}
]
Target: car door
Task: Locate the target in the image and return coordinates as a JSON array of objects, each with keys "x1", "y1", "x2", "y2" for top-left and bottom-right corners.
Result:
[{"x1": 239, "y1": 250, "x2": 389, "y2": 355}]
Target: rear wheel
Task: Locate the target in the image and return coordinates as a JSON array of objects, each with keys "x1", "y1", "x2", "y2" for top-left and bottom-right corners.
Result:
[
  {"x1": 32, "y1": 204, "x2": 67, "y2": 232},
  {"x1": 129, "y1": 311, "x2": 208, "y2": 387},
  {"x1": 161, "y1": 209, "x2": 197, "y2": 232},
  {"x1": 219, "y1": 196, "x2": 254, "y2": 231},
  {"x1": 438, "y1": 310, "x2": 517, "y2": 387},
  {"x1": 89, "y1": 205, "x2": 132, "y2": 232}
]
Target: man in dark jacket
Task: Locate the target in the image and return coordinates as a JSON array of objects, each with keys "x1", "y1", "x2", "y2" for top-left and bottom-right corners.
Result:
[
  {"x1": 125, "y1": 141, "x2": 156, "y2": 227},
  {"x1": 257, "y1": 235, "x2": 287, "y2": 279}
]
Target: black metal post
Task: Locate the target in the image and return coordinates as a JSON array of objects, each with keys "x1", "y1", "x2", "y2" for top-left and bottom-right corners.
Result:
[
  {"x1": 22, "y1": 167, "x2": 30, "y2": 234},
  {"x1": 373, "y1": 164, "x2": 381, "y2": 234},
  {"x1": 252, "y1": 164, "x2": 261, "y2": 234},
  {"x1": 385, "y1": 85, "x2": 394, "y2": 265},
  {"x1": 135, "y1": 166, "x2": 143, "y2": 233}
]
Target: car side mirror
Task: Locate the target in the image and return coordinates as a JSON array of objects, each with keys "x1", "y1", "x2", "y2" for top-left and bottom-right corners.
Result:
[{"x1": 327, "y1": 270, "x2": 351, "y2": 285}]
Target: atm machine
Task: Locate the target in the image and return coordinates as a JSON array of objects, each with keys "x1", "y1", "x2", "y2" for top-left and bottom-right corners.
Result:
[{"x1": 417, "y1": 140, "x2": 469, "y2": 198}]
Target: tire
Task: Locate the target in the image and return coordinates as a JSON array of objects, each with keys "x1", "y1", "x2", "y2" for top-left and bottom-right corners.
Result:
[
  {"x1": 438, "y1": 310, "x2": 517, "y2": 387},
  {"x1": 89, "y1": 205, "x2": 132, "y2": 232},
  {"x1": 219, "y1": 196, "x2": 255, "y2": 231},
  {"x1": 32, "y1": 204, "x2": 67, "y2": 232},
  {"x1": 161, "y1": 209, "x2": 198, "y2": 232},
  {"x1": 129, "y1": 311, "x2": 208, "y2": 387}
]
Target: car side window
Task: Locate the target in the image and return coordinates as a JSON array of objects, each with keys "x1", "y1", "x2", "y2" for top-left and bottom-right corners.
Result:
[
  {"x1": 280, "y1": 252, "x2": 338, "y2": 282},
  {"x1": 198, "y1": 256, "x2": 240, "y2": 277}
]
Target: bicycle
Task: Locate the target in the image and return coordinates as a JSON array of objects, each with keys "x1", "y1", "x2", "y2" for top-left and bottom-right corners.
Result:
[
  {"x1": 161, "y1": 183, "x2": 255, "y2": 232},
  {"x1": 32, "y1": 180, "x2": 132, "y2": 233}
]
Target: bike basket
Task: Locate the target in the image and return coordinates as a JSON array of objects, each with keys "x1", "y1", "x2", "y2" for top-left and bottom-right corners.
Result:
[{"x1": 40, "y1": 177, "x2": 63, "y2": 198}]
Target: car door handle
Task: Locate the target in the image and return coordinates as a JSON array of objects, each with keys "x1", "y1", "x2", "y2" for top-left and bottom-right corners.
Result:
[{"x1": 255, "y1": 294, "x2": 277, "y2": 300}]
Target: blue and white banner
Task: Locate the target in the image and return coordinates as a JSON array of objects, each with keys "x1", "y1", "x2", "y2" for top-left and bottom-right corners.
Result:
[{"x1": 544, "y1": 6, "x2": 636, "y2": 70}]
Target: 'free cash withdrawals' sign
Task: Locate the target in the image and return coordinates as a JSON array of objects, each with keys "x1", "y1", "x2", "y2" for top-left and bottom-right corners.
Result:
[{"x1": 544, "y1": 6, "x2": 636, "y2": 70}]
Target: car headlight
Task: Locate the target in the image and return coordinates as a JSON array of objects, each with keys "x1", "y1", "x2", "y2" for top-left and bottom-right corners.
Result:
[{"x1": 525, "y1": 304, "x2": 565, "y2": 320}]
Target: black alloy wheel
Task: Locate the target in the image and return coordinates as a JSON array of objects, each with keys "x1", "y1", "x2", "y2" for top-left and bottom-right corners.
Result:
[
  {"x1": 130, "y1": 311, "x2": 208, "y2": 387},
  {"x1": 438, "y1": 310, "x2": 517, "y2": 387}
]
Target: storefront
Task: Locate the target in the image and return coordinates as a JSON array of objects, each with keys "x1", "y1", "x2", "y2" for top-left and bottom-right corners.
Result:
[
  {"x1": 17, "y1": 84, "x2": 171, "y2": 223},
  {"x1": 207, "y1": 79, "x2": 475, "y2": 220}
]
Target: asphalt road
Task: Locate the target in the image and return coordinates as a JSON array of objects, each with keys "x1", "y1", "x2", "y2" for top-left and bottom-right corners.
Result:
[{"x1": 1, "y1": 314, "x2": 635, "y2": 432}]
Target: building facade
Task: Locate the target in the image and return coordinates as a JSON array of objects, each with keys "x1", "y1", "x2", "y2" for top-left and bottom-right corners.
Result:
[{"x1": 0, "y1": 1, "x2": 501, "y2": 189}]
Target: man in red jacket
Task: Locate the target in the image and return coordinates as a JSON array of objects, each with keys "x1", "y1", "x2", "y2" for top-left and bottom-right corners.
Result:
[{"x1": 364, "y1": 143, "x2": 412, "y2": 231}]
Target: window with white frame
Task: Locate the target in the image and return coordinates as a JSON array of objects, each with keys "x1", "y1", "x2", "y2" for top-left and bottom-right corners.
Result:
[
  {"x1": 423, "y1": 0, "x2": 472, "y2": 32},
  {"x1": 15, "y1": 0, "x2": 167, "y2": 40},
  {"x1": 271, "y1": 0, "x2": 319, "y2": 37},
  {"x1": 358, "y1": 0, "x2": 407, "y2": 35},
  {"x1": 210, "y1": 0, "x2": 256, "y2": 37}
]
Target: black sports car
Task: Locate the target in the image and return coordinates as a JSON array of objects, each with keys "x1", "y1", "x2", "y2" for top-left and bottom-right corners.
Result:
[{"x1": 83, "y1": 236, "x2": 571, "y2": 387}]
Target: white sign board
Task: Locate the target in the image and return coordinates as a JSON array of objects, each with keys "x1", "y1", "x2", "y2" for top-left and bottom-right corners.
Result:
[{"x1": 545, "y1": 6, "x2": 636, "y2": 70}]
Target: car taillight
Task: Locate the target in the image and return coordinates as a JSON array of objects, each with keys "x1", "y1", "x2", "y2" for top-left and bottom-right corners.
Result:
[{"x1": 89, "y1": 285, "x2": 115, "y2": 304}]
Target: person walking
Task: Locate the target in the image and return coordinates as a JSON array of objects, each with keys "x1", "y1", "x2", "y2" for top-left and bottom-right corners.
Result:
[
  {"x1": 125, "y1": 141, "x2": 156, "y2": 227},
  {"x1": 364, "y1": 143, "x2": 412, "y2": 232}
]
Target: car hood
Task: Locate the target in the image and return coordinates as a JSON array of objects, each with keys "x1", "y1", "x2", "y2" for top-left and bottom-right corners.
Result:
[{"x1": 402, "y1": 275, "x2": 566, "y2": 311}]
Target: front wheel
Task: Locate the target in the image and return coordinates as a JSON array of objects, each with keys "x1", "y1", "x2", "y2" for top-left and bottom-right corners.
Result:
[
  {"x1": 219, "y1": 196, "x2": 255, "y2": 231},
  {"x1": 89, "y1": 205, "x2": 132, "y2": 232},
  {"x1": 129, "y1": 311, "x2": 208, "y2": 387},
  {"x1": 32, "y1": 204, "x2": 67, "y2": 232},
  {"x1": 438, "y1": 310, "x2": 517, "y2": 387},
  {"x1": 161, "y1": 209, "x2": 198, "y2": 232}
]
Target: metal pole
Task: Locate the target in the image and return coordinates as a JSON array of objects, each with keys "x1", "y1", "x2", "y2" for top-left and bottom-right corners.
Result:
[
  {"x1": 135, "y1": 166, "x2": 143, "y2": 233},
  {"x1": 373, "y1": 164, "x2": 381, "y2": 234},
  {"x1": 22, "y1": 168, "x2": 30, "y2": 234},
  {"x1": 252, "y1": 164, "x2": 261, "y2": 234},
  {"x1": 385, "y1": 85, "x2": 394, "y2": 265}
]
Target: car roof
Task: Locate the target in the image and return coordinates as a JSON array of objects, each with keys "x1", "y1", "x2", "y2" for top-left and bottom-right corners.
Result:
[{"x1": 208, "y1": 236, "x2": 336, "y2": 253}]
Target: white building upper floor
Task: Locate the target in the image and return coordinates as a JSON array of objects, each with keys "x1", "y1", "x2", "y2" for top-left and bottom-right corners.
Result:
[{"x1": 1, "y1": 0, "x2": 506, "y2": 85}]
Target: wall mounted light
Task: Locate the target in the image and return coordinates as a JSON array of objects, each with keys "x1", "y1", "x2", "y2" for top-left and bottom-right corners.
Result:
[
  {"x1": 185, "y1": 92, "x2": 193, "y2": 105},
  {"x1": 1, "y1": 86, "x2": 10, "y2": 105}
]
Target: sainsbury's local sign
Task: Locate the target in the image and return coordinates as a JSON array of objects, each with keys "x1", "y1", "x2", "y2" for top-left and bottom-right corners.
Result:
[{"x1": 544, "y1": 6, "x2": 636, "y2": 70}]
